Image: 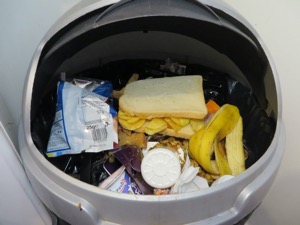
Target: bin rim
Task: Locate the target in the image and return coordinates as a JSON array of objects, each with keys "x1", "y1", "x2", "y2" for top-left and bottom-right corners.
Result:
[{"x1": 20, "y1": 0, "x2": 283, "y2": 201}]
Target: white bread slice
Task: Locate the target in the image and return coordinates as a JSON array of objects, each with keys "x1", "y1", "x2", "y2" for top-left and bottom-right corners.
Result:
[{"x1": 119, "y1": 75, "x2": 207, "y2": 120}]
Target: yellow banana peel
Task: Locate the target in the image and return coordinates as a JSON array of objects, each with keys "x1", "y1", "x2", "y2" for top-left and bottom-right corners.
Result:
[
  {"x1": 189, "y1": 124, "x2": 205, "y2": 160},
  {"x1": 210, "y1": 160, "x2": 220, "y2": 175},
  {"x1": 214, "y1": 140, "x2": 232, "y2": 176},
  {"x1": 189, "y1": 104, "x2": 240, "y2": 175},
  {"x1": 226, "y1": 116, "x2": 245, "y2": 176},
  {"x1": 218, "y1": 111, "x2": 240, "y2": 140}
]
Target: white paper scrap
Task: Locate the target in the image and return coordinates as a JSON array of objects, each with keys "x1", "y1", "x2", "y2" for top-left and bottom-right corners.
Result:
[
  {"x1": 211, "y1": 175, "x2": 234, "y2": 186},
  {"x1": 171, "y1": 155, "x2": 209, "y2": 193}
]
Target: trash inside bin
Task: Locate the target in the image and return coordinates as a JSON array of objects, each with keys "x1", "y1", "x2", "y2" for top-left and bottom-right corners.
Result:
[
  {"x1": 19, "y1": 0, "x2": 284, "y2": 224},
  {"x1": 32, "y1": 59, "x2": 275, "y2": 195}
]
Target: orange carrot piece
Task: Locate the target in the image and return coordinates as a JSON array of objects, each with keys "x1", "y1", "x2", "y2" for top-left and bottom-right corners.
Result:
[{"x1": 206, "y1": 99, "x2": 220, "y2": 114}]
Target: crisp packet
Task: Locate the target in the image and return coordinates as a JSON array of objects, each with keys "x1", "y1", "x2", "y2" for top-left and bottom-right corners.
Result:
[
  {"x1": 46, "y1": 81, "x2": 118, "y2": 157},
  {"x1": 71, "y1": 78, "x2": 117, "y2": 117}
]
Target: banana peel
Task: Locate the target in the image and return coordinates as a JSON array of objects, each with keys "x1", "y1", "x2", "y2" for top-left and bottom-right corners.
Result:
[
  {"x1": 214, "y1": 140, "x2": 232, "y2": 176},
  {"x1": 225, "y1": 116, "x2": 245, "y2": 176},
  {"x1": 189, "y1": 104, "x2": 240, "y2": 175},
  {"x1": 189, "y1": 124, "x2": 205, "y2": 161},
  {"x1": 218, "y1": 114, "x2": 240, "y2": 140}
]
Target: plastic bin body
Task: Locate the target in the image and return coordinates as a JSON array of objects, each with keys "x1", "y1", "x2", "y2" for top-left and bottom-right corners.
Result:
[{"x1": 18, "y1": 0, "x2": 285, "y2": 224}]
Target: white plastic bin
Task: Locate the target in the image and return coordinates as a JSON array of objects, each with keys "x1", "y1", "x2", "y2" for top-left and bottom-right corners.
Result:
[{"x1": 18, "y1": 0, "x2": 285, "y2": 224}]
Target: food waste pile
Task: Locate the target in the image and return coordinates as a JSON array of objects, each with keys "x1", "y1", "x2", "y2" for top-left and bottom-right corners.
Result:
[{"x1": 32, "y1": 59, "x2": 275, "y2": 195}]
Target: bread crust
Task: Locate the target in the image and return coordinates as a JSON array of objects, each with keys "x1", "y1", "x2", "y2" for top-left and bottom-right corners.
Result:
[{"x1": 119, "y1": 75, "x2": 207, "y2": 119}]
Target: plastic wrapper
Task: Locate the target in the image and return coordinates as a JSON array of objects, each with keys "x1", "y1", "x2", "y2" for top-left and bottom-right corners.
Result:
[
  {"x1": 159, "y1": 58, "x2": 186, "y2": 75},
  {"x1": 99, "y1": 166, "x2": 143, "y2": 194},
  {"x1": 46, "y1": 81, "x2": 118, "y2": 157},
  {"x1": 48, "y1": 152, "x2": 112, "y2": 185},
  {"x1": 71, "y1": 78, "x2": 117, "y2": 117}
]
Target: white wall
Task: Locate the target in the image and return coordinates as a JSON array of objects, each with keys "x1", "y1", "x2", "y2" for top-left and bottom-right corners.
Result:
[
  {"x1": 223, "y1": 1, "x2": 300, "y2": 225},
  {"x1": 0, "y1": 0, "x2": 80, "y2": 141},
  {"x1": 0, "y1": 2, "x2": 79, "y2": 224}
]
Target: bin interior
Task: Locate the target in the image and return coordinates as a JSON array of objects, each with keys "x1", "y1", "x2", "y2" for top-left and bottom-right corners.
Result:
[{"x1": 30, "y1": 3, "x2": 277, "y2": 185}]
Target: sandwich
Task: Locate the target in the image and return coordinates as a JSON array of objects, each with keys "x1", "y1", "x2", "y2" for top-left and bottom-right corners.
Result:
[{"x1": 118, "y1": 75, "x2": 208, "y2": 139}]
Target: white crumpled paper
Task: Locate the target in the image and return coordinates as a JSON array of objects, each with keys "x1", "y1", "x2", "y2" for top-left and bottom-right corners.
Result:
[
  {"x1": 170, "y1": 154, "x2": 209, "y2": 193},
  {"x1": 211, "y1": 175, "x2": 234, "y2": 186}
]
